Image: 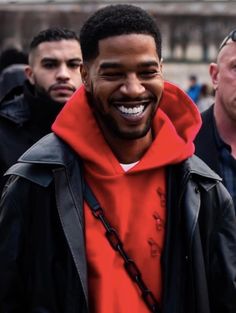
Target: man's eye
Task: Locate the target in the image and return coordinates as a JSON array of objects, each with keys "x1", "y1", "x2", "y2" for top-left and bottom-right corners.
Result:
[
  {"x1": 43, "y1": 63, "x2": 56, "y2": 69},
  {"x1": 68, "y1": 63, "x2": 81, "y2": 69},
  {"x1": 140, "y1": 70, "x2": 159, "y2": 78},
  {"x1": 101, "y1": 72, "x2": 123, "y2": 80}
]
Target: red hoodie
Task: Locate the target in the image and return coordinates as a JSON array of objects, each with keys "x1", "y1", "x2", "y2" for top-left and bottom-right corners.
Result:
[{"x1": 52, "y1": 81, "x2": 201, "y2": 313}]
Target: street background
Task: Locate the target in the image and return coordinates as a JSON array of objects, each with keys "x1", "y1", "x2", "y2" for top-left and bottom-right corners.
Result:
[{"x1": 0, "y1": 0, "x2": 235, "y2": 90}]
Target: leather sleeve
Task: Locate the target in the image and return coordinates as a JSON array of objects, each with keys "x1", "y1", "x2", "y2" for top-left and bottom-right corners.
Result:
[
  {"x1": 209, "y1": 183, "x2": 236, "y2": 313},
  {"x1": 0, "y1": 175, "x2": 27, "y2": 313}
]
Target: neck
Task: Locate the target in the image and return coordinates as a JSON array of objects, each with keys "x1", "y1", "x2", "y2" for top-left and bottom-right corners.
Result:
[
  {"x1": 103, "y1": 131, "x2": 153, "y2": 164},
  {"x1": 214, "y1": 101, "x2": 236, "y2": 157}
]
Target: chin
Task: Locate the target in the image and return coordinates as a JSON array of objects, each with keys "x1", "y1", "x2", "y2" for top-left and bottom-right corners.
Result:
[
  {"x1": 115, "y1": 126, "x2": 151, "y2": 140},
  {"x1": 55, "y1": 98, "x2": 68, "y2": 105}
]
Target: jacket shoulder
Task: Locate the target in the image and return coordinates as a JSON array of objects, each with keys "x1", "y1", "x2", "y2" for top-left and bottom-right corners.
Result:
[
  {"x1": 5, "y1": 133, "x2": 80, "y2": 187},
  {"x1": 181, "y1": 154, "x2": 221, "y2": 181},
  {"x1": 18, "y1": 133, "x2": 77, "y2": 165},
  {"x1": 0, "y1": 88, "x2": 30, "y2": 124},
  {"x1": 5, "y1": 162, "x2": 53, "y2": 187}
]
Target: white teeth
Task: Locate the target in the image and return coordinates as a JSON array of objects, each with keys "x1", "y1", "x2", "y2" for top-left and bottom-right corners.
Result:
[{"x1": 118, "y1": 105, "x2": 145, "y2": 115}]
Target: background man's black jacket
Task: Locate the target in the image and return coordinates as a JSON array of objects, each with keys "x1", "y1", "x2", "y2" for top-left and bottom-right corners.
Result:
[
  {"x1": 194, "y1": 105, "x2": 221, "y2": 176},
  {"x1": 0, "y1": 82, "x2": 63, "y2": 195}
]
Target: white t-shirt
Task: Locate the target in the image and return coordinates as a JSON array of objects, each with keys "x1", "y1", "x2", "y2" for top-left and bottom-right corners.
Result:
[{"x1": 120, "y1": 161, "x2": 139, "y2": 172}]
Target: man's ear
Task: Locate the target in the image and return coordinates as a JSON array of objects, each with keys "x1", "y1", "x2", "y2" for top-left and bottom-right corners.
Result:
[
  {"x1": 209, "y1": 62, "x2": 219, "y2": 91},
  {"x1": 80, "y1": 63, "x2": 90, "y2": 91},
  {"x1": 25, "y1": 66, "x2": 35, "y2": 85}
]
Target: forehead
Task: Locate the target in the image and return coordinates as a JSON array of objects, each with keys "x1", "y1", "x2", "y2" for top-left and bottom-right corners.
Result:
[
  {"x1": 96, "y1": 34, "x2": 160, "y2": 64},
  {"x1": 218, "y1": 42, "x2": 236, "y2": 63},
  {"x1": 31, "y1": 39, "x2": 82, "y2": 61}
]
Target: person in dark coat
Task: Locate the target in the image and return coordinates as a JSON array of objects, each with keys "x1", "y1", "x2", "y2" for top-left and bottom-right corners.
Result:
[
  {"x1": 0, "y1": 27, "x2": 82, "y2": 195},
  {"x1": 0, "y1": 48, "x2": 28, "y2": 99},
  {"x1": 0, "y1": 5, "x2": 236, "y2": 313},
  {"x1": 195, "y1": 29, "x2": 236, "y2": 210}
]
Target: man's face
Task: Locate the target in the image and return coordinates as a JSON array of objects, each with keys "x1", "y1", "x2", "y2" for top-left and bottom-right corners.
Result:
[
  {"x1": 82, "y1": 34, "x2": 164, "y2": 141},
  {"x1": 210, "y1": 43, "x2": 236, "y2": 121},
  {"x1": 26, "y1": 39, "x2": 82, "y2": 104}
]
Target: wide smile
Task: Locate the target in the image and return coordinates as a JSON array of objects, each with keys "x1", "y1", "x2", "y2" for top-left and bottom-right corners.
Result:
[
  {"x1": 117, "y1": 104, "x2": 145, "y2": 115},
  {"x1": 113, "y1": 100, "x2": 152, "y2": 121}
]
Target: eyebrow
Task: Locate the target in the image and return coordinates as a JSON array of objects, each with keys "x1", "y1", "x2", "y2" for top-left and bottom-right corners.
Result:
[
  {"x1": 41, "y1": 57, "x2": 82, "y2": 63},
  {"x1": 99, "y1": 60, "x2": 160, "y2": 69},
  {"x1": 67, "y1": 58, "x2": 82, "y2": 63}
]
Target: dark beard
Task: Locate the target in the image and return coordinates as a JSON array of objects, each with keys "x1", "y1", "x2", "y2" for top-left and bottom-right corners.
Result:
[{"x1": 34, "y1": 85, "x2": 54, "y2": 103}]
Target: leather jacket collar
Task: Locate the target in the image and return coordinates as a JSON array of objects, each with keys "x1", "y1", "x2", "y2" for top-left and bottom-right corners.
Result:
[{"x1": 13, "y1": 133, "x2": 222, "y2": 190}]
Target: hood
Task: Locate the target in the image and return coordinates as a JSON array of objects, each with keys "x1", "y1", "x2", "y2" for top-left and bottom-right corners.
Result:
[
  {"x1": 0, "y1": 84, "x2": 29, "y2": 124},
  {"x1": 52, "y1": 82, "x2": 201, "y2": 176},
  {"x1": 0, "y1": 80, "x2": 64, "y2": 130}
]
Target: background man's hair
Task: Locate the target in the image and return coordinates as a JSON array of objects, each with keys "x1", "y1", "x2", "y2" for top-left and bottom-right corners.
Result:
[
  {"x1": 29, "y1": 27, "x2": 80, "y2": 51},
  {"x1": 80, "y1": 4, "x2": 162, "y2": 62}
]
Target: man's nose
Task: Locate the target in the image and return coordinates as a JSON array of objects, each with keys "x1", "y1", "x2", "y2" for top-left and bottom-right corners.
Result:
[
  {"x1": 56, "y1": 64, "x2": 70, "y2": 80},
  {"x1": 120, "y1": 74, "x2": 145, "y2": 97}
]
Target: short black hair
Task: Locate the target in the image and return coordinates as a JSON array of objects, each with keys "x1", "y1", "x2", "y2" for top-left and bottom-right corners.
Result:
[
  {"x1": 80, "y1": 4, "x2": 162, "y2": 62},
  {"x1": 29, "y1": 27, "x2": 80, "y2": 51}
]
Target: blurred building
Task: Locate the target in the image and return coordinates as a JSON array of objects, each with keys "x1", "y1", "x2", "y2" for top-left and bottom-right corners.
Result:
[{"x1": 0, "y1": 0, "x2": 235, "y2": 87}]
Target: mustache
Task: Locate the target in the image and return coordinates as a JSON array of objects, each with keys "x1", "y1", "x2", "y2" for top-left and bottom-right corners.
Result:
[{"x1": 49, "y1": 83, "x2": 76, "y2": 92}]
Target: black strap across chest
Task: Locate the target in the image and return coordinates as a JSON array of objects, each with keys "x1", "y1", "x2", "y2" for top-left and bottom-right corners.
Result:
[{"x1": 83, "y1": 181, "x2": 161, "y2": 313}]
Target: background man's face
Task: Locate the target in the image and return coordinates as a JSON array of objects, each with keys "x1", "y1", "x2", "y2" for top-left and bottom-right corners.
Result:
[
  {"x1": 26, "y1": 39, "x2": 82, "y2": 104},
  {"x1": 211, "y1": 43, "x2": 236, "y2": 121},
  {"x1": 82, "y1": 34, "x2": 164, "y2": 141}
]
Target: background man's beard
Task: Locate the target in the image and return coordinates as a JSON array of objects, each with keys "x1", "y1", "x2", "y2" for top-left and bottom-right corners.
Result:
[
  {"x1": 34, "y1": 84, "x2": 51, "y2": 99},
  {"x1": 33, "y1": 84, "x2": 64, "y2": 106}
]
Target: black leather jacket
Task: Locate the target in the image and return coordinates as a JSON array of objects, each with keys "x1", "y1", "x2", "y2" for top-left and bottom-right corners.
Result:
[
  {"x1": 0, "y1": 81, "x2": 63, "y2": 195},
  {"x1": 0, "y1": 133, "x2": 236, "y2": 313}
]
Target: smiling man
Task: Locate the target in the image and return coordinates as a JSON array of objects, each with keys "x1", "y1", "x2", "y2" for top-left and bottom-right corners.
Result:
[
  {"x1": 0, "y1": 27, "x2": 82, "y2": 194},
  {"x1": 1, "y1": 5, "x2": 236, "y2": 313}
]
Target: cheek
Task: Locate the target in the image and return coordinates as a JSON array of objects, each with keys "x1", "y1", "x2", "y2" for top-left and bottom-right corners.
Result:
[
  {"x1": 71, "y1": 70, "x2": 82, "y2": 82},
  {"x1": 91, "y1": 87, "x2": 113, "y2": 115},
  {"x1": 35, "y1": 70, "x2": 50, "y2": 84},
  {"x1": 152, "y1": 81, "x2": 164, "y2": 100},
  {"x1": 218, "y1": 75, "x2": 234, "y2": 92},
  {"x1": 220, "y1": 70, "x2": 236, "y2": 83},
  {"x1": 92, "y1": 81, "x2": 113, "y2": 101},
  {"x1": 35, "y1": 75, "x2": 55, "y2": 92}
]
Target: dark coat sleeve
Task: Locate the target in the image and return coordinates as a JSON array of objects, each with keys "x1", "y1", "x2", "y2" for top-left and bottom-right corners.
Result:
[
  {"x1": 209, "y1": 183, "x2": 236, "y2": 313},
  {"x1": 0, "y1": 175, "x2": 26, "y2": 313}
]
